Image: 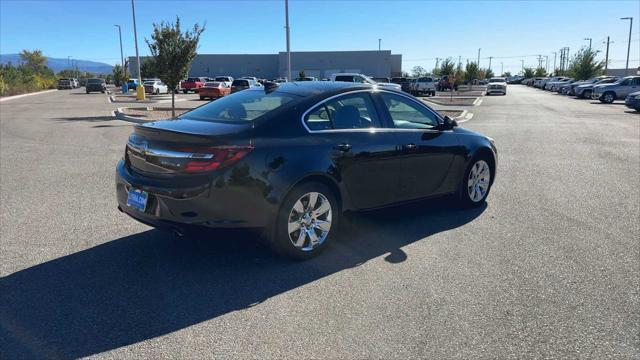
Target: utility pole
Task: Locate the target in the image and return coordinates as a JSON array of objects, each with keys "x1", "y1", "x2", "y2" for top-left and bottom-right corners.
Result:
[
  {"x1": 604, "y1": 36, "x2": 611, "y2": 73},
  {"x1": 545, "y1": 55, "x2": 549, "y2": 73},
  {"x1": 285, "y1": 0, "x2": 291, "y2": 81},
  {"x1": 378, "y1": 38, "x2": 381, "y2": 51},
  {"x1": 114, "y1": 25, "x2": 124, "y2": 74},
  {"x1": 435, "y1": 58, "x2": 440, "y2": 71},
  {"x1": 537, "y1": 55, "x2": 543, "y2": 69},
  {"x1": 500, "y1": 62, "x2": 503, "y2": 76},
  {"x1": 488, "y1": 56, "x2": 493, "y2": 71},
  {"x1": 621, "y1": 17, "x2": 633, "y2": 75},
  {"x1": 477, "y1": 48, "x2": 481, "y2": 67},
  {"x1": 67, "y1": 56, "x2": 71, "y2": 70},
  {"x1": 584, "y1": 38, "x2": 592, "y2": 49},
  {"x1": 458, "y1": 55, "x2": 461, "y2": 69},
  {"x1": 521, "y1": 59, "x2": 524, "y2": 74},
  {"x1": 130, "y1": 0, "x2": 144, "y2": 100},
  {"x1": 552, "y1": 52, "x2": 557, "y2": 74}
]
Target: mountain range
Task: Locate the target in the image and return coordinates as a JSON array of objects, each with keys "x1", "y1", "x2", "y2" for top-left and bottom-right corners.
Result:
[{"x1": 0, "y1": 54, "x2": 114, "y2": 74}]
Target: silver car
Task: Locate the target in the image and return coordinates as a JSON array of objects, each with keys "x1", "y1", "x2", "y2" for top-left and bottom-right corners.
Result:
[
  {"x1": 574, "y1": 77, "x2": 618, "y2": 99},
  {"x1": 591, "y1": 76, "x2": 640, "y2": 103}
]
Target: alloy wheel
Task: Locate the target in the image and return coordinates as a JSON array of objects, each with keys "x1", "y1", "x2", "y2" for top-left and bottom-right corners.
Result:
[
  {"x1": 287, "y1": 192, "x2": 332, "y2": 251},
  {"x1": 603, "y1": 93, "x2": 614, "y2": 103},
  {"x1": 467, "y1": 160, "x2": 491, "y2": 202}
]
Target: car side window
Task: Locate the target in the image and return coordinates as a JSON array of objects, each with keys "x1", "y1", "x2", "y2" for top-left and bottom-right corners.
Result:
[
  {"x1": 305, "y1": 93, "x2": 381, "y2": 131},
  {"x1": 632, "y1": 78, "x2": 640, "y2": 86},
  {"x1": 380, "y1": 92, "x2": 440, "y2": 129}
]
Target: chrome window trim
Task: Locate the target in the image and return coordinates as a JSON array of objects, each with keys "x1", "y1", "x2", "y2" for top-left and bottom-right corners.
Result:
[
  {"x1": 127, "y1": 142, "x2": 214, "y2": 159},
  {"x1": 300, "y1": 89, "x2": 443, "y2": 134}
]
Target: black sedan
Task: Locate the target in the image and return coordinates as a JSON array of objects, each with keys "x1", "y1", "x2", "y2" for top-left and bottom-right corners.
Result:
[{"x1": 116, "y1": 82, "x2": 497, "y2": 259}]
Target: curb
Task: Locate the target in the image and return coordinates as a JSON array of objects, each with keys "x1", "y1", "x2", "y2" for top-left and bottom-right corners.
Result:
[
  {"x1": 113, "y1": 107, "x2": 151, "y2": 124},
  {"x1": 0, "y1": 89, "x2": 58, "y2": 102}
]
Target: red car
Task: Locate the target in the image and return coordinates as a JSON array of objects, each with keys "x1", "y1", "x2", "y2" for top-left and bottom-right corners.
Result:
[
  {"x1": 199, "y1": 81, "x2": 231, "y2": 100},
  {"x1": 180, "y1": 77, "x2": 206, "y2": 93}
]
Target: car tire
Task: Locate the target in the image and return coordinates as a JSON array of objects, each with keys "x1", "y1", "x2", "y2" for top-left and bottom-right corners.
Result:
[
  {"x1": 182, "y1": 90, "x2": 188, "y2": 94},
  {"x1": 601, "y1": 92, "x2": 615, "y2": 104},
  {"x1": 458, "y1": 156, "x2": 493, "y2": 207},
  {"x1": 582, "y1": 90, "x2": 591, "y2": 99},
  {"x1": 86, "y1": 91, "x2": 90, "y2": 94},
  {"x1": 269, "y1": 182, "x2": 340, "y2": 260},
  {"x1": 199, "y1": 96, "x2": 204, "y2": 100}
]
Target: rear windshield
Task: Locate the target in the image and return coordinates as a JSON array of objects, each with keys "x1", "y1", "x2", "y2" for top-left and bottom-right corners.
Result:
[
  {"x1": 334, "y1": 75, "x2": 354, "y2": 82},
  {"x1": 186, "y1": 78, "x2": 201, "y2": 82},
  {"x1": 215, "y1": 77, "x2": 229, "y2": 81},
  {"x1": 180, "y1": 89, "x2": 299, "y2": 123},
  {"x1": 232, "y1": 80, "x2": 249, "y2": 86},
  {"x1": 489, "y1": 78, "x2": 505, "y2": 82},
  {"x1": 205, "y1": 82, "x2": 220, "y2": 87},
  {"x1": 58, "y1": 80, "x2": 70, "y2": 84},
  {"x1": 87, "y1": 79, "x2": 103, "y2": 84}
]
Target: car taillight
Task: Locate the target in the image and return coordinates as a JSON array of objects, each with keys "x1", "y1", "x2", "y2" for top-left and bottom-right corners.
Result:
[{"x1": 180, "y1": 146, "x2": 254, "y2": 173}]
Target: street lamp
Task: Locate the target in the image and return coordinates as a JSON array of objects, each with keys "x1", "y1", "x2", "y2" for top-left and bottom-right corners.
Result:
[
  {"x1": 477, "y1": 48, "x2": 481, "y2": 66},
  {"x1": 285, "y1": 0, "x2": 291, "y2": 81},
  {"x1": 621, "y1": 17, "x2": 633, "y2": 75},
  {"x1": 584, "y1": 38, "x2": 592, "y2": 49},
  {"x1": 378, "y1": 38, "x2": 381, "y2": 51},
  {"x1": 114, "y1": 25, "x2": 124, "y2": 74},
  {"x1": 130, "y1": 0, "x2": 144, "y2": 100}
]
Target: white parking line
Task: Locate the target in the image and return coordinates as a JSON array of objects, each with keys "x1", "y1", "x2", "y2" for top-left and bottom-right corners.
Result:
[{"x1": 0, "y1": 89, "x2": 58, "y2": 102}]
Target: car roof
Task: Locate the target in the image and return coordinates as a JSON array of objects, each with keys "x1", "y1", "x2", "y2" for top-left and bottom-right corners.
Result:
[{"x1": 264, "y1": 81, "x2": 375, "y2": 97}]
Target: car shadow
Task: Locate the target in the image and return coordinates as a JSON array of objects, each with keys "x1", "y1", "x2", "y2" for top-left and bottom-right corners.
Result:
[
  {"x1": 588, "y1": 101, "x2": 625, "y2": 105},
  {"x1": 54, "y1": 115, "x2": 116, "y2": 122},
  {"x1": 0, "y1": 197, "x2": 486, "y2": 358}
]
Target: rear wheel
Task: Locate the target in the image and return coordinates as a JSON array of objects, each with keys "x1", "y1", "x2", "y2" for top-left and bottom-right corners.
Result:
[
  {"x1": 582, "y1": 90, "x2": 591, "y2": 99},
  {"x1": 601, "y1": 92, "x2": 615, "y2": 104},
  {"x1": 199, "y1": 96, "x2": 205, "y2": 100},
  {"x1": 458, "y1": 157, "x2": 493, "y2": 207},
  {"x1": 182, "y1": 90, "x2": 188, "y2": 94},
  {"x1": 270, "y1": 182, "x2": 339, "y2": 260}
]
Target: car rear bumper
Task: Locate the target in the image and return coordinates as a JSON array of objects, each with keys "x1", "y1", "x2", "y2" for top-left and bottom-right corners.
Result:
[{"x1": 115, "y1": 160, "x2": 274, "y2": 230}]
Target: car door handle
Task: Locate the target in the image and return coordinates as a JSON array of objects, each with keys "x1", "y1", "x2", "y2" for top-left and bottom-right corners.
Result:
[
  {"x1": 403, "y1": 143, "x2": 417, "y2": 150},
  {"x1": 334, "y1": 143, "x2": 352, "y2": 152}
]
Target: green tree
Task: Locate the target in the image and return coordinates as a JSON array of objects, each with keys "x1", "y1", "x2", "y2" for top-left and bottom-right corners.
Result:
[
  {"x1": 439, "y1": 58, "x2": 455, "y2": 76},
  {"x1": 411, "y1": 65, "x2": 426, "y2": 77},
  {"x1": 140, "y1": 57, "x2": 158, "y2": 78},
  {"x1": 112, "y1": 64, "x2": 124, "y2": 86},
  {"x1": 146, "y1": 16, "x2": 205, "y2": 117},
  {"x1": 503, "y1": 71, "x2": 512, "y2": 77},
  {"x1": 298, "y1": 70, "x2": 306, "y2": 78},
  {"x1": 523, "y1": 67, "x2": 535, "y2": 78},
  {"x1": 465, "y1": 62, "x2": 479, "y2": 83},
  {"x1": 567, "y1": 47, "x2": 605, "y2": 80},
  {"x1": 454, "y1": 62, "x2": 465, "y2": 85},
  {"x1": 534, "y1": 67, "x2": 547, "y2": 77},
  {"x1": 19, "y1": 49, "x2": 47, "y2": 71},
  {"x1": 57, "y1": 69, "x2": 78, "y2": 78},
  {"x1": 484, "y1": 68, "x2": 495, "y2": 79}
]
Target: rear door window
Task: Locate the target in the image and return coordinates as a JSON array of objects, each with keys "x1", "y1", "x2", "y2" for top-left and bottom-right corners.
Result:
[
  {"x1": 380, "y1": 92, "x2": 439, "y2": 129},
  {"x1": 305, "y1": 92, "x2": 380, "y2": 130}
]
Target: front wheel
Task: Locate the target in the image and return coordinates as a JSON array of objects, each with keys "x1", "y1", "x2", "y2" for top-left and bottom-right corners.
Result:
[
  {"x1": 601, "y1": 92, "x2": 615, "y2": 104},
  {"x1": 458, "y1": 158, "x2": 493, "y2": 207},
  {"x1": 182, "y1": 90, "x2": 188, "y2": 94},
  {"x1": 582, "y1": 90, "x2": 591, "y2": 99},
  {"x1": 270, "y1": 182, "x2": 339, "y2": 260}
]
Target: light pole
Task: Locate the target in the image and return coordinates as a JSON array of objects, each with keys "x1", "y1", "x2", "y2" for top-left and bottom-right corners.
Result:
[
  {"x1": 130, "y1": 0, "x2": 144, "y2": 100},
  {"x1": 621, "y1": 17, "x2": 633, "y2": 75},
  {"x1": 378, "y1": 38, "x2": 381, "y2": 51},
  {"x1": 584, "y1": 38, "x2": 592, "y2": 49},
  {"x1": 477, "y1": 48, "x2": 481, "y2": 67},
  {"x1": 521, "y1": 59, "x2": 524, "y2": 74},
  {"x1": 285, "y1": 0, "x2": 291, "y2": 81},
  {"x1": 500, "y1": 62, "x2": 503, "y2": 76},
  {"x1": 552, "y1": 52, "x2": 557, "y2": 74},
  {"x1": 114, "y1": 25, "x2": 124, "y2": 76},
  {"x1": 67, "y1": 56, "x2": 71, "y2": 70}
]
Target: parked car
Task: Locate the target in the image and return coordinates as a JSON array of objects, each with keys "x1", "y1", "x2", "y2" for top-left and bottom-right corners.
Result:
[
  {"x1": 532, "y1": 78, "x2": 548, "y2": 88},
  {"x1": 542, "y1": 77, "x2": 567, "y2": 90},
  {"x1": 115, "y1": 82, "x2": 497, "y2": 259},
  {"x1": 624, "y1": 91, "x2": 640, "y2": 111},
  {"x1": 411, "y1": 76, "x2": 436, "y2": 96},
  {"x1": 199, "y1": 81, "x2": 231, "y2": 100},
  {"x1": 331, "y1": 73, "x2": 402, "y2": 91},
  {"x1": 592, "y1": 76, "x2": 640, "y2": 103},
  {"x1": 126, "y1": 79, "x2": 139, "y2": 90},
  {"x1": 85, "y1": 78, "x2": 107, "y2": 94},
  {"x1": 230, "y1": 78, "x2": 260, "y2": 93},
  {"x1": 391, "y1": 77, "x2": 413, "y2": 93},
  {"x1": 486, "y1": 77, "x2": 507, "y2": 95},
  {"x1": 371, "y1": 77, "x2": 391, "y2": 83},
  {"x1": 181, "y1": 77, "x2": 207, "y2": 93},
  {"x1": 437, "y1": 75, "x2": 458, "y2": 91},
  {"x1": 574, "y1": 77, "x2": 619, "y2": 99},
  {"x1": 213, "y1": 76, "x2": 233, "y2": 87},
  {"x1": 70, "y1": 78, "x2": 79, "y2": 88},
  {"x1": 143, "y1": 80, "x2": 169, "y2": 95},
  {"x1": 57, "y1": 78, "x2": 73, "y2": 90},
  {"x1": 549, "y1": 78, "x2": 574, "y2": 92}
]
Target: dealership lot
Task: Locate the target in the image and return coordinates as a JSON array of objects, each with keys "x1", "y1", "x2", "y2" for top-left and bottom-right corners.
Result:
[{"x1": 1, "y1": 86, "x2": 638, "y2": 358}]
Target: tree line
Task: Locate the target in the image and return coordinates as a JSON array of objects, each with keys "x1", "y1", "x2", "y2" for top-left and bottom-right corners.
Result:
[{"x1": 410, "y1": 48, "x2": 607, "y2": 83}]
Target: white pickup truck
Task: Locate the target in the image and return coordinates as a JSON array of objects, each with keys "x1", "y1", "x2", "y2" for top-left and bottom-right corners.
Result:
[
  {"x1": 330, "y1": 73, "x2": 402, "y2": 91},
  {"x1": 410, "y1": 76, "x2": 436, "y2": 96}
]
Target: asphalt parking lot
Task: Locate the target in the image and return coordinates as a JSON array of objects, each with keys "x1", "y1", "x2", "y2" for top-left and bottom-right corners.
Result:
[{"x1": 1, "y1": 86, "x2": 638, "y2": 358}]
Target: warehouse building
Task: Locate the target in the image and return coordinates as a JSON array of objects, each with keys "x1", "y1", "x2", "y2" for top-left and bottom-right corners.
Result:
[{"x1": 129, "y1": 50, "x2": 402, "y2": 80}]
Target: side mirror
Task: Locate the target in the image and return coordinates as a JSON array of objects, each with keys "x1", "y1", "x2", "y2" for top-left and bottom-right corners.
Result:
[{"x1": 441, "y1": 116, "x2": 458, "y2": 130}]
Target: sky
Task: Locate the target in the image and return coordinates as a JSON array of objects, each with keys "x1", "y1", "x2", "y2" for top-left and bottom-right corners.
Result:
[{"x1": 1, "y1": 0, "x2": 638, "y2": 74}]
